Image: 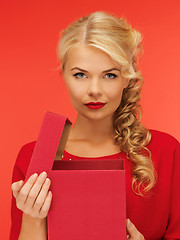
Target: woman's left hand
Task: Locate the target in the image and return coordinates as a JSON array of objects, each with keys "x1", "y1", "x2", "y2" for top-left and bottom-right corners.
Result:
[{"x1": 126, "y1": 219, "x2": 145, "y2": 240}]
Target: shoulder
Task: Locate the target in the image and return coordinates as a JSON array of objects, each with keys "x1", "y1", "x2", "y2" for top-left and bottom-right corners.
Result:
[
  {"x1": 16, "y1": 141, "x2": 36, "y2": 164},
  {"x1": 13, "y1": 141, "x2": 37, "y2": 181},
  {"x1": 147, "y1": 129, "x2": 180, "y2": 168},
  {"x1": 148, "y1": 129, "x2": 180, "y2": 151}
]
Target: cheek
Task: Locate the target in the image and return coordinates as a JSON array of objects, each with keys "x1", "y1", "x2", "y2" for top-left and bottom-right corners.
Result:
[
  {"x1": 107, "y1": 85, "x2": 124, "y2": 103},
  {"x1": 66, "y1": 81, "x2": 85, "y2": 102},
  {"x1": 109, "y1": 89, "x2": 124, "y2": 112}
]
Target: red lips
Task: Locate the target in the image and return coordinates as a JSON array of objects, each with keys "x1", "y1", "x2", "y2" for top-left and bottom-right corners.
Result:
[{"x1": 85, "y1": 102, "x2": 106, "y2": 109}]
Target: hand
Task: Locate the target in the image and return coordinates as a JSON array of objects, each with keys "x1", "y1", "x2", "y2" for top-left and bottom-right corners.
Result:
[
  {"x1": 126, "y1": 219, "x2": 145, "y2": 240},
  {"x1": 11, "y1": 171, "x2": 52, "y2": 219}
]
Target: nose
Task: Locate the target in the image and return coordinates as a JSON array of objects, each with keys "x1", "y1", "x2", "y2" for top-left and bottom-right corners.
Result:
[{"x1": 87, "y1": 78, "x2": 103, "y2": 97}]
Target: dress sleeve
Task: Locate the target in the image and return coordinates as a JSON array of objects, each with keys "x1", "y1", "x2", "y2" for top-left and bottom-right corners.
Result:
[
  {"x1": 163, "y1": 139, "x2": 180, "y2": 239},
  {"x1": 9, "y1": 143, "x2": 34, "y2": 240}
]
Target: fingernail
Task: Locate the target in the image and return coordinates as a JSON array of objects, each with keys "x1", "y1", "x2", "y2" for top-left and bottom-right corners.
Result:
[
  {"x1": 40, "y1": 171, "x2": 47, "y2": 178},
  {"x1": 127, "y1": 219, "x2": 131, "y2": 225},
  {"x1": 48, "y1": 191, "x2": 52, "y2": 198},
  {"x1": 19, "y1": 180, "x2": 23, "y2": 186},
  {"x1": 32, "y1": 173, "x2": 38, "y2": 179},
  {"x1": 45, "y1": 178, "x2": 50, "y2": 184}
]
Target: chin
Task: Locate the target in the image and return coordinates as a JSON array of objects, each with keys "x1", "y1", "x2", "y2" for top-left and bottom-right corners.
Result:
[{"x1": 80, "y1": 110, "x2": 114, "y2": 121}]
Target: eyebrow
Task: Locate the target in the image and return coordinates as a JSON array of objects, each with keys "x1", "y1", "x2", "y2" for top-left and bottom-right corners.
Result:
[{"x1": 71, "y1": 67, "x2": 120, "y2": 73}]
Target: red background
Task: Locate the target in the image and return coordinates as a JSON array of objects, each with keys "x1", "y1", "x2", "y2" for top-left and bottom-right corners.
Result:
[{"x1": 0, "y1": 0, "x2": 180, "y2": 238}]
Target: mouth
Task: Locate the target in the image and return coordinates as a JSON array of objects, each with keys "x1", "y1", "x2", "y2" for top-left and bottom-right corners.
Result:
[{"x1": 85, "y1": 102, "x2": 106, "y2": 110}]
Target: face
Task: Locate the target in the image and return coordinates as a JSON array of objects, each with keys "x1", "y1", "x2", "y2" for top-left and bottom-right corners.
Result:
[{"x1": 63, "y1": 45, "x2": 129, "y2": 121}]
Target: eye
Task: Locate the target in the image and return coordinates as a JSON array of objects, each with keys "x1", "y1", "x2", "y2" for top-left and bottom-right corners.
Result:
[
  {"x1": 104, "y1": 73, "x2": 117, "y2": 79},
  {"x1": 73, "y1": 72, "x2": 86, "y2": 79}
]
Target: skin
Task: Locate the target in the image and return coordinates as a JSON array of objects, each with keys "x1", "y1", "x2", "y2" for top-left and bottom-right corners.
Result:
[
  {"x1": 11, "y1": 45, "x2": 144, "y2": 240},
  {"x1": 62, "y1": 45, "x2": 129, "y2": 157},
  {"x1": 63, "y1": 45, "x2": 144, "y2": 239},
  {"x1": 11, "y1": 172, "x2": 52, "y2": 240}
]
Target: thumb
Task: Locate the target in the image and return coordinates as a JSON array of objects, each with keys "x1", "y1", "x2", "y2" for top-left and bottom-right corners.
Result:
[
  {"x1": 126, "y1": 219, "x2": 137, "y2": 236},
  {"x1": 11, "y1": 180, "x2": 24, "y2": 198},
  {"x1": 126, "y1": 219, "x2": 144, "y2": 239}
]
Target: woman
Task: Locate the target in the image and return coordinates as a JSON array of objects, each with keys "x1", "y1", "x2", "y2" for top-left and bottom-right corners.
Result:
[{"x1": 10, "y1": 11, "x2": 180, "y2": 240}]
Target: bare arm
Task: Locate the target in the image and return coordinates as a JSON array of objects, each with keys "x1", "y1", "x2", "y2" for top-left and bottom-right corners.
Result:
[
  {"x1": 18, "y1": 214, "x2": 47, "y2": 240},
  {"x1": 11, "y1": 172, "x2": 52, "y2": 240}
]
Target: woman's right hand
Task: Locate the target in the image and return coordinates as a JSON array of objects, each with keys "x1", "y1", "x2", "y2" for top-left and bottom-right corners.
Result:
[{"x1": 11, "y1": 171, "x2": 52, "y2": 219}]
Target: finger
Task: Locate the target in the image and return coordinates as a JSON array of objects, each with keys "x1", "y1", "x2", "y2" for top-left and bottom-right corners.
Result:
[
  {"x1": 126, "y1": 219, "x2": 144, "y2": 239},
  {"x1": 126, "y1": 219, "x2": 138, "y2": 237},
  {"x1": 32, "y1": 177, "x2": 51, "y2": 213},
  {"x1": 16, "y1": 173, "x2": 38, "y2": 205},
  {"x1": 39, "y1": 191, "x2": 52, "y2": 218},
  {"x1": 24, "y1": 172, "x2": 47, "y2": 209},
  {"x1": 11, "y1": 180, "x2": 24, "y2": 198}
]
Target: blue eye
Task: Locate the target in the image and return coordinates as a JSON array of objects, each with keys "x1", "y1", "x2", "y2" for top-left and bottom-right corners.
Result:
[
  {"x1": 105, "y1": 73, "x2": 117, "y2": 79},
  {"x1": 73, "y1": 72, "x2": 86, "y2": 79}
]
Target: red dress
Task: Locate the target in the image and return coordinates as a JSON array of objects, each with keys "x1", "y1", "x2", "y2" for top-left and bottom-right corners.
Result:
[{"x1": 9, "y1": 129, "x2": 180, "y2": 240}]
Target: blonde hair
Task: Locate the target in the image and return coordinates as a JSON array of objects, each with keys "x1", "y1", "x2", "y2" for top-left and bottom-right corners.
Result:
[{"x1": 57, "y1": 11, "x2": 157, "y2": 196}]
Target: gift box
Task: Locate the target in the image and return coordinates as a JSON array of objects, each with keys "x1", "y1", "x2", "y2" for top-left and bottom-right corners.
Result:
[{"x1": 25, "y1": 111, "x2": 126, "y2": 240}]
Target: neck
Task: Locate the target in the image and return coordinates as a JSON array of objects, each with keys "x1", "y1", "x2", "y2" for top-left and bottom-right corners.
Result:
[{"x1": 69, "y1": 113, "x2": 115, "y2": 144}]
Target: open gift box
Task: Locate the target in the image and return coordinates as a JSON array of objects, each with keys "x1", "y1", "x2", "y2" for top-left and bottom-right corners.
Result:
[{"x1": 25, "y1": 111, "x2": 126, "y2": 240}]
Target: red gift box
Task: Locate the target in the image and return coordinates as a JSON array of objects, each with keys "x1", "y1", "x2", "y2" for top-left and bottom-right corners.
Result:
[{"x1": 25, "y1": 111, "x2": 126, "y2": 240}]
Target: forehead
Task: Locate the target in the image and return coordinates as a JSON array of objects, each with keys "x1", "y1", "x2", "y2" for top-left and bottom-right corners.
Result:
[{"x1": 65, "y1": 45, "x2": 119, "y2": 71}]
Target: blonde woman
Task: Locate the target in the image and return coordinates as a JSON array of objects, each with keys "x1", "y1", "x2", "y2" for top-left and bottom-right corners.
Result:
[{"x1": 10, "y1": 11, "x2": 180, "y2": 240}]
